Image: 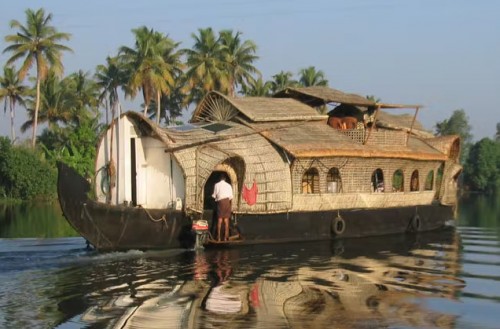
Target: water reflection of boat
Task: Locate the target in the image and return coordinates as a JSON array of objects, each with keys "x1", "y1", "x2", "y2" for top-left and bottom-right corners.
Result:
[{"x1": 67, "y1": 228, "x2": 464, "y2": 328}]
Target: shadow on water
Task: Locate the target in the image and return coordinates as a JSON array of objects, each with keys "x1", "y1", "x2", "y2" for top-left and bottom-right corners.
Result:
[{"x1": 0, "y1": 228, "x2": 468, "y2": 329}]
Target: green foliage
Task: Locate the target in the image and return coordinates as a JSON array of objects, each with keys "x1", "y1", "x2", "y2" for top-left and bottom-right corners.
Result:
[
  {"x1": 298, "y1": 66, "x2": 328, "y2": 87},
  {"x1": 464, "y1": 138, "x2": 500, "y2": 193},
  {"x1": 39, "y1": 117, "x2": 102, "y2": 178},
  {"x1": 0, "y1": 65, "x2": 28, "y2": 141},
  {"x1": 0, "y1": 137, "x2": 57, "y2": 200},
  {"x1": 425, "y1": 170, "x2": 434, "y2": 190},
  {"x1": 240, "y1": 77, "x2": 273, "y2": 97},
  {"x1": 392, "y1": 169, "x2": 404, "y2": 192},
  {"x1": 3, "y1": 8, "x2": 72, "y2": 148}
]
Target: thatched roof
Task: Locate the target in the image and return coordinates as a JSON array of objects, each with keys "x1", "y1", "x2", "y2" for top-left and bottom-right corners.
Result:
[
  {"x1": 424, "y1": 135, "x2": 460, "y2": 156},
  {"x1": 192, "y1": 91, "x2": 325, "y2": 123},
  {"x1": 246, "y1": 120, "x2": 446, "y2": 161},
  {"x1": 274, "y1": 86, "x2": 376, "y2": 107},
  {"x1": 123, "y1": 84, "x2": 445, "y2": 162},
  {"x1": 124, "y1": 106, "x2": 444, "y2": 161}
]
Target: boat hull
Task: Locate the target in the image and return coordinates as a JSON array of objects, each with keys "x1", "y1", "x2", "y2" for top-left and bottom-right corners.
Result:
[
  {"x1": 221, "y1": 204, "x2": 454, "y2": 246},
  {"x1": 57, "y1": 162, "x2": 455, "y2": 251},
  {"x1": 57, "y1": 162, "x2": 194, "y2": 251}
]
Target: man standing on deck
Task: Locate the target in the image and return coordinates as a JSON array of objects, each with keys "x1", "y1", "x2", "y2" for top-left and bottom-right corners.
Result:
[{"x1": 212, "y1": 174, "x2": 233, "y2": 241}]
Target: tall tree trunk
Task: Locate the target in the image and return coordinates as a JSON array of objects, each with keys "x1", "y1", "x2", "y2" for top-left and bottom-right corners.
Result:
[
  {"x1": 9, "y1": 99, "x2": 15, "y2": 142},
  {"x1": 156, "y1": 90, "x2": 161, "y2": 124},
  {"x1": 32, "y1": 76, "x2": 41, "y2": 148},
  {"x1": 107, "y1": 99, "x2": 116, "y2": 204}
]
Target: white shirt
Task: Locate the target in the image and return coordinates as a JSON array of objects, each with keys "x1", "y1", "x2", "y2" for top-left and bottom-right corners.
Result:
[{"x1": 212, "y1": 180, "x2": 233, "y2": 201}]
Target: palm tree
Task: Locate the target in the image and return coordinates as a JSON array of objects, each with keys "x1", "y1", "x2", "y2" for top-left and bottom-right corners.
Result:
[
  {"x1": 95, "y1": 56, "x2": 128, "y2": 203},
  {"x1": 95, "y1": 56, "x2": 127, "y2": 126},
  {"x1": 119, "y1": 26, "x2": 175, "y2": 122},
  {"x1": 366, "y1": 95, "x2": 381, "y2": 103},
  {"x1": 298, "y1": 66, "x2": 328, "y2": 87},
  {"x1": 270, "y1": 71, "x2": 297, "y2": 94},
  {"x1": 0, "y1": 65, "x2": 28, "y2": 142},
  {"x1": 67, "y1": 70, "x2": 100, "y2": 120},
  {"x1": 184, "y1": 27, "x2": 227, "y2": 105},
  {"x1": 240, "y1": 77, "x2": 272, "y2": 97},
  {"x1": 219, "y1": 30, "x2": 260, "y2": 96},
  {"x1": 158, "y1": 41, "x2": 185, "y2": 125},
  {"x1": 3, "y1": 8, "x2": 72, "y2": 148},
  {"x1": 21, "y1": 71, "x2": 74, "y2": 133}
]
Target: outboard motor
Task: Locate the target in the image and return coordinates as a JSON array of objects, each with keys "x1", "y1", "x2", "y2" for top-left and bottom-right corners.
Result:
[{"x1": 192, "y1": 219, "x2": 210, "y2": 249}]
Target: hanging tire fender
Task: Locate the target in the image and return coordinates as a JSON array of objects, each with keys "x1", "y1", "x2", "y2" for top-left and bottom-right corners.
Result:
[
  {"x1": 409, "y1": 214, "x2": 422, "y2": 232},
  {"x1": 332, "y1": 215, "x2": 346, "y2": 236}
]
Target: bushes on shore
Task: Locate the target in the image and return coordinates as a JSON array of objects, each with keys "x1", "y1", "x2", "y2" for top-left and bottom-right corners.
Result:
[{"x1": 0, "y1": 137, "x2": 57, "y2": 201}]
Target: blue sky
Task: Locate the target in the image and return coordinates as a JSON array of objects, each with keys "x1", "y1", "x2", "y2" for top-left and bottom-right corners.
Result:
[{"x1": 1, "y1": 0, "x2": 499, "y2": 141}]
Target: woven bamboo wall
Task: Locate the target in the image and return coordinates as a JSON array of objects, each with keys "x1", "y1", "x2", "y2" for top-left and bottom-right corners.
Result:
[
  {"x1": 365, "y1": 130, "x2": 408, "y2": 146},
  {"x1": 291, "y1": 157, "x2": 443, "y2": 211},
  {"x1": 173, "y1": 131, "x2": 292, "y2": 213},
  {"x1": 340, "y1": 128, "x2": 409, "y2": 146},
  {"x1": 173, "y1": 148, "x2": 197, "y2": 209},
  {"x1": 293, "y1": 191, "x2": 436, "y2": 211},
  {"x1": 340, "y1": 129, "x2": 365, "y2": 144},
  {"x1": 439, "y1": 161, "x2": 462, "y2": 206}
]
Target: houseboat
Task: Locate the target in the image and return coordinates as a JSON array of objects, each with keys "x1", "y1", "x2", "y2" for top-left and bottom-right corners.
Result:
[{"x1": 57, "y1": 86, "x2": 462, "y2": 251}]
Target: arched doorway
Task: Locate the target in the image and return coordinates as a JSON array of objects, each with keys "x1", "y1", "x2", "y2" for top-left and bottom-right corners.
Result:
[
  {"x1": 202, "y1": 156, "x2": 245, "y2": 236},
  {"x1": 203, "y1": 171, "x2": 232, "y2": 236}
]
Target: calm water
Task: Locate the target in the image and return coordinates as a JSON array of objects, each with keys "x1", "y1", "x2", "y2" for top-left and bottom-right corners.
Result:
[{"x1": 0, "y1": 194, "x2": 499, "y2": 329}]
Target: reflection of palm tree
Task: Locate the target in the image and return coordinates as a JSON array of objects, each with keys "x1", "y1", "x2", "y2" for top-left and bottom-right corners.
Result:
[
  {"x1": 298, "y1": 66, "x2": 328, "y2": 87},
  {"x1": 0, "y1": 65, "x2": 28, "y2": 142},
  {"x1": 3, "y1": 8, "x2": 72, "y2": 148}
]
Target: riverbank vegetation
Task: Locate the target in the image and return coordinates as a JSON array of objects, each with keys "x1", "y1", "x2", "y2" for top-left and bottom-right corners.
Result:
[{"x1": 1, "y1": 7, "x2": 499, "y2": 200}]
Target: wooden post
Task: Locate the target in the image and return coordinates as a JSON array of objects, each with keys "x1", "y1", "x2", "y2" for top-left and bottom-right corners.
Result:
[
  {"x1": 407, "y1": 107, "x2": 420, "y2": 146},
  {"x1": 363, "y1": 104, "x2": 381, "y2": 145}
]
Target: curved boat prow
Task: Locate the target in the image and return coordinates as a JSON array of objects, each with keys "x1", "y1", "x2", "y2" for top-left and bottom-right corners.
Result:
[
  {"x1": 56, "y1": 161, "x2": 195, "y2": 251},
  {"x1": 56, "y1": 161, "x2": 91, "y2": 236}
]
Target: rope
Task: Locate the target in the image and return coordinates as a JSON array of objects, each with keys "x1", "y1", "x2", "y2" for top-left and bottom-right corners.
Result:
[
  {"x1": 95, "y1": 165, "x2": 109, "y2": 195},
  {"x1": 81, "y1": 203, "x2": 114, "y2": 247},
  {"x1": 138, "y1": 205, "x2": 168, "y2": 229}
]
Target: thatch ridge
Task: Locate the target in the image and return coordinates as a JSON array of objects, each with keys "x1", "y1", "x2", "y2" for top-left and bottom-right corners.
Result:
[
  {"x1": 192, "y1": 91, "x2": 325, "y2": 123},
  {"x1": 424, "y1": 135, "x2": 460, "y2": 157},
  {"x1": 124, "y1": 111, "x2": 176, "y2": 145},
  {"x1": 252, "y1": 120, "x2": 446, "y2": 161},
  {"x1": 274, "y1": 86, "x2": 376, "y2": 107}
]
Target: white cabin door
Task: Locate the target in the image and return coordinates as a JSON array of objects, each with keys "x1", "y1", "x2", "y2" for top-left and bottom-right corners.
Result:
[
  {"x1": 130, "y1": 137, "x2": 147, "y2": 206},
  {"x1": 130, "y1": 138, "x2": 137, "y2": 206}
]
